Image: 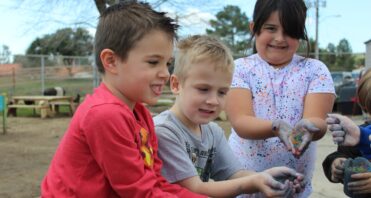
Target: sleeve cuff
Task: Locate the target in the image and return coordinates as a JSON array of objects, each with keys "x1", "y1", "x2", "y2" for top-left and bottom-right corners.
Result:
[{"x1": 357, "y1": 126, "x2": 371, "y2": 159}]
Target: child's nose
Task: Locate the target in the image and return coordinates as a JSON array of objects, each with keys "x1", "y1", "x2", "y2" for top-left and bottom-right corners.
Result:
[
  {"x1": 206, "y1": 94, "x2": 219, "y2": 105},
  {"x1": 274, "y1": 31, "x2": 286, "y2": 42},
  {"x1": 159, "y1": 66, "x2": 170, "y2": 79}
]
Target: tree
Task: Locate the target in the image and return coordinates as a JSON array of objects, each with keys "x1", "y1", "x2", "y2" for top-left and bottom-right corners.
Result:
[
  {"x1": 353, "y1": 54, "x2": 365, "y2": 68},
  {"x1": 320, "y1": 43, "x2": 337, "y2": 70},
  {"x1": 297, "y1": 37, "x2": 315, "y2": 58},
  {"x1": 25, "y1": 27, "x2": 93, "y2": 70},
  {"x1": 336, "y1": 38, "x2": 354, "y2": 71},
  {"x1": 0, "y1": 45, "x2": 11, "y2": 64},
  {"x1": 94, "y1": 0, "x2": 172, "y2": 15},
  {"x1": 94, "y1": 0, "x2": 117, "y2": 15},
  {"x1": 18, "y1": 0, "x2": 171, "y2": 17},
  {"x1": 15, "y1": 0, "x2": 218, "y2": 39},
  {"x1": 206, "y1": 5, "x2": 251, "y2": 56},
  {"x1": 26, "y1": 27, "x2": 93, "y2": 58}
]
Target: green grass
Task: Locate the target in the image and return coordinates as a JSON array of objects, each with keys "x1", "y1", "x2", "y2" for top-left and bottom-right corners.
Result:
[
  {"x1": 0, "y1": 77, "x2": 94, "y2": 97},
  {"x1": 9, "y1": 105, "x2": 73, "y2": 118}
]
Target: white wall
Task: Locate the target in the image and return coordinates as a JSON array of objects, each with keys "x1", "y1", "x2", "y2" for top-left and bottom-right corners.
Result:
[{"x1": 366, "y1": 40, "x2": 371, "y2": 68}]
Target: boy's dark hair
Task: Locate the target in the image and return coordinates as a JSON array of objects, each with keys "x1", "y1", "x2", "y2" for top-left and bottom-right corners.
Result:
[
  {"x1": 94, "y1": 1, "x2": 179, "y2": 73},
  {"x1": 251, "y1": 0, "x2": 310, "y2": 56}
]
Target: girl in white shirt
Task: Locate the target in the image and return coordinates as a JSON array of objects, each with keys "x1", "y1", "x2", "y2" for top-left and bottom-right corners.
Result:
[{"x1": 225, "y1": 0, "x2": 336, "y2": 197}]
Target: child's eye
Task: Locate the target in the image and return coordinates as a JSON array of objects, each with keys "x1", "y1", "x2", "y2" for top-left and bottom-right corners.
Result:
[
  {"x1": 218, "y1": 89, "x2": 229, "y2": 96},
  {"x1": 148, "y1": 61, "x2": 159, "y2": 65},
  {"x1": 218, "y1": 91, "x2": 227, "y2": 96},
  {"x1": 166, "y1": 62, "x2": 172, "y2": 67},
  {"x1": 198, "y1": 88, "x2": 208, "y2": 92},
  {"x1": 263, "y1": 25, "x2": 276, "y2": 32},
  {"x1": 265, "y1": 27, "x2": 275, "y2": 31}
]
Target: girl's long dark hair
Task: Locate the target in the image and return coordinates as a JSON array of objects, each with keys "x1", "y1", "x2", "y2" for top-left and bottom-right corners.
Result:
[{"x1": 250, "y1": 0, "x2": 310, "y2": 57}]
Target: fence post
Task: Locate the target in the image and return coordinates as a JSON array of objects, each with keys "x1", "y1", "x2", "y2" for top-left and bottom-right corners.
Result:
[
  {"x1": 41, "y1": 55, "x2": 45, "y2": 94},
  {"x1": 0, "y1": 94, "x2": 7, "y2": 134},
  {"x1": 92, "y1": 60, "x2": 100, "y2": 88},
  {"x1": 11, "y1": 67, "x2": 15, "y2": 95}
]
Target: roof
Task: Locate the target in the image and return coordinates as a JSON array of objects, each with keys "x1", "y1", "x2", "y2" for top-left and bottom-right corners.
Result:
[{"x1": 365, "y1": 39, "x2": 371, "y2": 44}]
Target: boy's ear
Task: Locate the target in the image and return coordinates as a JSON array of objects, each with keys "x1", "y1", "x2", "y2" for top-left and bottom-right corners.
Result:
[
  {"x1": 100, "y1": 49, "x2": 118, "y2": 74},
  {"x1": 170, "y1": 75, "x2": 181, "y2": 94},
  {"x1": 249, "y1": 22, "x2": 254, "y2": 33}
]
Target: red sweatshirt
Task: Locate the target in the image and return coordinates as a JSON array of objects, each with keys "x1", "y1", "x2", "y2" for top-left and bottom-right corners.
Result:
[{"x1": 41, "y1": 83, "x2": 205, "y2": 198}]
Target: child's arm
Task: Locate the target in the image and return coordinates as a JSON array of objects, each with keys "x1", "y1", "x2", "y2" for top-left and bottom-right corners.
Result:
[
  {"x1": 176, "y1": 172, "x2": 290, "y2": 198},
  {"x1": 228, "y1": 170, "x2": 255, "y2": 179},
  {"x1": 357, "y1": 126, "x2": 371, "y2": 159},
  {"x1": 302, "y1": 93, "x2": 335, "y2": 141},
  {"x1": 229, "y1": 168, "x2": 305, "y2": 194},
  {"x1": 327, "y1": 114, "x2": 371, "y2": 159},
  {"x1": 151, "y1": 133, "x2": 207, "y2": 198},
  {"x1": 322, "y1": 145, "x2": 361, "y2": 183},
  {"x1": 225, "y1": 88, "x2": 280, "y2": 139},
  {"x1": 288, "y1": 93, "x2": 335, "y2": 157},
  {"x1": 225, "y1": 89, "x2": 295, "y2": 151},
  {"x1": 155, "y1": 123, "x2": 293, "y2": 197}
]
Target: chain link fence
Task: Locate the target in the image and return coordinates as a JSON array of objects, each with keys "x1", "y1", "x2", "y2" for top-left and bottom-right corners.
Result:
[
  {"x1": 0, "y1": 52, "x2": 366, "y2": 98},
  {"x1": 0, "y1": 54, "x2": 100, "y2": 99}
]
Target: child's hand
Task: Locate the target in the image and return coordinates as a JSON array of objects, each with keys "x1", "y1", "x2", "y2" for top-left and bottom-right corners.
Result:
[
  {"x1": 348, "y1": 172, "x2": 371, "y2": 195},
  {"x1": 264, "y1": 167, "x2": 305, "y2": 194},
  {"x1": 292, "y1": 119, "x2": 320, "y2": 157},
  {"x1": 326, "y1": 114, "x2": 360, "y2": 146},
  {"x1": 254, "y1": 172, "x2": 293, "y2": 198},
  {"x1": 272, "y1": 120, "x2": 294, "y2": 151},
  {"x1": 330, "y1": 157, "x2": 346, "y2": 183}
]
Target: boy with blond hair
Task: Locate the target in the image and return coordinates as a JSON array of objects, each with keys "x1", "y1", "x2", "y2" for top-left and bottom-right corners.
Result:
[
  {"x1": 154, "y1": 35, "x2": 304, "y2": 197},
  {"x1": 41, "y1": 2, "x2": 205, "y2": 197}
]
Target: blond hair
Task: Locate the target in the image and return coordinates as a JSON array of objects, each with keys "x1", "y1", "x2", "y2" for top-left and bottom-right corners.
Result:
[
  {"x1": 357, "y1": 68, "x2": 371, "y2": 113},
  {"x1": 173, "y1": 35, "x2": 234, "y2": 82}
]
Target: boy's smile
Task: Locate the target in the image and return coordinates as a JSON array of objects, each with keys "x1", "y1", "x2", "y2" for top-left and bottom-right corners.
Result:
[
  {"x1": 105, "y1": 30, "x2": 173, "y2": 109},
  {"x1": 151, "y1": 83, "x2": 166, "y2": 96}
]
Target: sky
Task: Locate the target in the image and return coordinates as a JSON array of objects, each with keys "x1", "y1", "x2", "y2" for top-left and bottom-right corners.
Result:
[{"x1": 0, "y1": 0, "x2": 370, "y2": 55}]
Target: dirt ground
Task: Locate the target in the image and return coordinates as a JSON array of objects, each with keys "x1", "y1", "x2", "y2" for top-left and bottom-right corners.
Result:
[
  {"x1": 0, "y1": 112, "x2": 363, "y2": 198},
  {"x1": 0, "y1": 116, "x2": 70, "y2": 198}
]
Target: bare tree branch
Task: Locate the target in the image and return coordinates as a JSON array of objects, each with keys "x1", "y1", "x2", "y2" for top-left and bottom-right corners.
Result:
[{"x1": 94, "y1": 0, "x2": 107, "y2": 15}]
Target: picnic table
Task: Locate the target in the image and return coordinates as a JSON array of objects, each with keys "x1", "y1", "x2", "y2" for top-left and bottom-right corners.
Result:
[{"x1": 9, "y1": 95, "x2": 75, "y2": 118}]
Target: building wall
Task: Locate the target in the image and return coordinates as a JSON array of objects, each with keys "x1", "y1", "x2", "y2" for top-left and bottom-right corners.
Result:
[
  {"x1": 366, "y1": 40, "x2": 371, "y2": 68},
  {"x1": 0, "y1": 63, "x2": 22, "y2": 76}
]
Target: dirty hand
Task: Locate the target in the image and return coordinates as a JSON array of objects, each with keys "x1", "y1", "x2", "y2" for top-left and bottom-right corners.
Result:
[
  {"x1": 326, "y1": 114, "x2": 360, "y2": 146},
  {"x1": 330, "y1": 158, "x2": 346, "y2": 183},
  {"x1": 348, "y1": 172, "x2": 371, "y2": 194},
  {"x1": 292, "y1": 119, "x2": 320, "y2": 157},
  {"x1": 264, "y1": 167, "x2": 305, "y2": 194},
  {"x1": 255, "y1": 172, "x2": 293, "y2": 198},
  {"x1": 272, "y1": 120, "x2": 294, "y2": 151}
]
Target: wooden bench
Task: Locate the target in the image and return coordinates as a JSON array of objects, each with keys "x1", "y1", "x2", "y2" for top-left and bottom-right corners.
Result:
[
  {"x1": 49, "y1": 101, "x2": 76, "y2": 115},
  {"x1": 9, "y1": 96, "x2": 75, "y2": 118},
  {"x1": 8, "y1": 104, "x2": 52, "y2": 118}
]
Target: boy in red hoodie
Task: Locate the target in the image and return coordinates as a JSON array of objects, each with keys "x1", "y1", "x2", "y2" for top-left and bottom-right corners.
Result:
[{"x1": 41, "y1": 1, "x2": 205, "y2": 197}]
